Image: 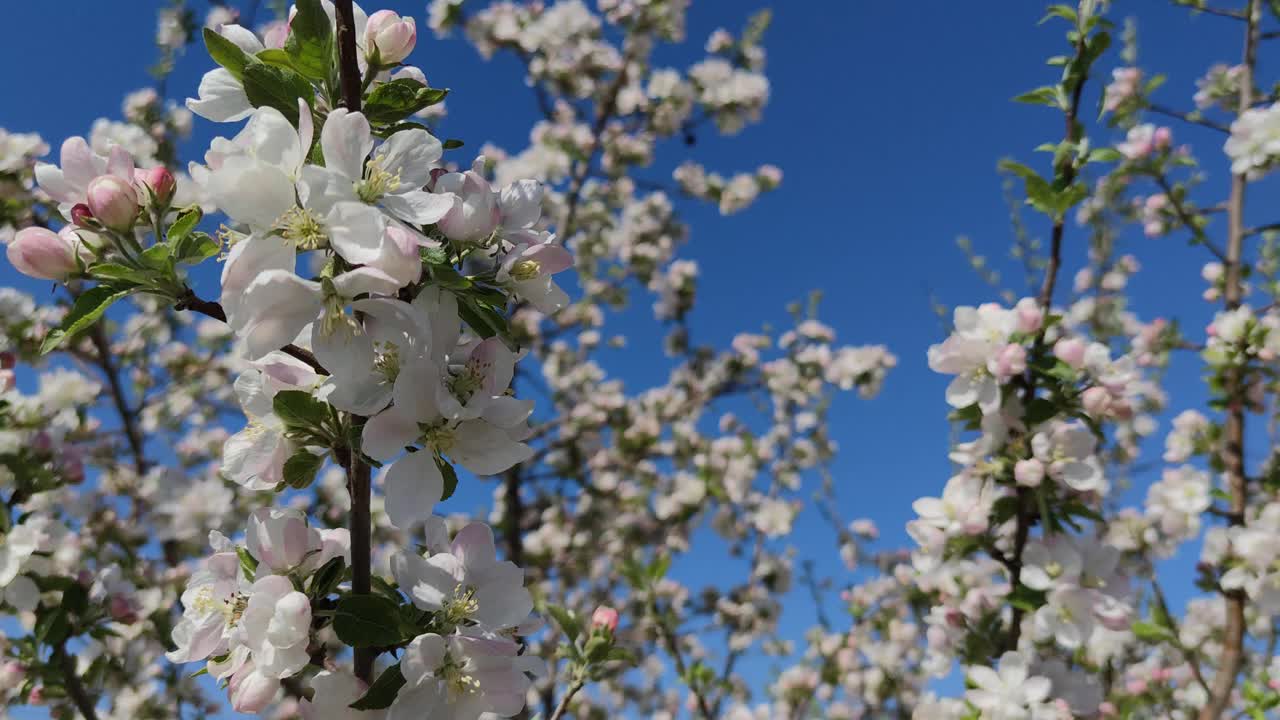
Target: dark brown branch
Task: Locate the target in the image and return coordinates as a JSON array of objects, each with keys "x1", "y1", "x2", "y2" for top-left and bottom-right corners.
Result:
[{"x1": 333, "y1": 0, "x2": 374, "y2": 685}]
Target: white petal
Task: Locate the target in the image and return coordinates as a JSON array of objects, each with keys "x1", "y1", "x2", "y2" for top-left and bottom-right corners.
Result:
[
  {"x1": 499, "y1": 179, "x2": 543, "y2": 229},
  {"x1": 378, "y1": 129, "x2": 441, "y2": 188},
  {"x1": 362, "y1": 406, "x2": 421, "y2": 461},
  {"x1": 187, "y1": 69, "x2": 253, "y2": 123},
  {"x1": 400, "y1": 634, "x2": 447, "y2": 687},
  {"x1": 451, "y1": 420, "x2": 533, "y2": 476},
  {"x1": 321, "y1": 109, "x2": 373, "y2": 181},
  {"x1": 381, "y1": 189, "x2": 453, "y2": 224},
  {"x1": 327, "y1": 202, "x2": 388, "y2": 265},
  {"x1": 207, "y1": 156, "x2": 296, "y2": 229},
  {"x1": 384, "y1": 451, "x2": 444, "y2": 530}
]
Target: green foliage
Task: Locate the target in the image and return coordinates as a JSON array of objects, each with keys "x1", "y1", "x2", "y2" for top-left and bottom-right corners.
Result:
[
  {"x1": 40, "y1": 284, "x2": 137, "y2": 354},
  {"x1": 363, "y1": 79, "x2": 449, "y2": 125},
  {"x1": 350, "y1": 665, "x2": 406, "y2": 710},
  {"x1": 284, "y1": 0, "x2": 333, "y2": 80},
  {"x1": 242, "y1": 62, "x2": 316, "y2": 124},
  {"x1": 283, "y1": 450, "x2": 325, "y2": 489},
  {"x1": 333, "y1": 594, "x2": 416, "y2": 648}
]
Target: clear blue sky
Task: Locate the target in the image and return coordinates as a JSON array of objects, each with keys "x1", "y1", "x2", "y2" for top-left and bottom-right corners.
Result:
[{"x1": 1, "y1": 0, "x2": 1275, "y2": 715}]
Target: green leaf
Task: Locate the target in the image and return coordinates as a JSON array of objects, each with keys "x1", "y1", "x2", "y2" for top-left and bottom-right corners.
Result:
[
  {"x1": 442, "y1": 138, "x2": 464, "y2": 150},
  {"x1": 309, "y1": 556, "x2": 347, "y2": 599},
  {"x1": 285, "y1": 0, "x2": 333, "y2": 80},
  {"x1": 237, "y1": 547, "x2": 259, "y2": 581},
  {"x1": 242, "y1": 62, "x2": 315, "y2": 125},
  {"x1": 40, "y1": 284, "x2": 136, "y2": 354},
  {"x1": 139, "y1": 243, "x2": 173, "y2": 272},
  {"x1": 364, "y1": 79, "x2": 449, "y2": 125},
  {"x1": 334, "y1": 594, "x2": 409, "y2": 648},
  {"x1": 649, "y1": 553, "x2": 671, "y2": 581},
  {"x1": 350, "y1": 664, "x2": 405, "y2": 710},
  {"x1": 584, "y1": 635, "x2": 610, "y2": 663},
  {"x1": 88, "y1": 263, "x2": 151, "y2": 285},
  {"x1": 545, "y1": 604, "x2": 581, "y2": 642},
  {"x1": 1024, "y1": 398, "x2": 1058, "y2": 427},
  {"x1": 1087, "y1": 147, "x2": 1123, "y2": 163},
  {"x1": 283, "y1": 450, "x2": 324, "y2": 489},
  {"x1": 605, "y1": 646, "x2": 638, "y2": 664},
  {"x1": 272, "y1": 391, "x2": 331, "y2": 432},
  {"x1": 172, "y1": 232, "x2": 221, "y2": 266},
  {"x1": 34, "y1": 607, "x2": 70, "y2": 645},
  {"x1": 203, "y1": 27, "x2": 252, "y2": 81},
  {"x1": 435, "y1": 455, "x2": 459, "y2": 501},
  {"x1": 1012, "y1": 86, "x2": 1064, "y2": 109},
  {"x1": 254, "y1": 48, "x2": 298, "y2": 71},
  {"x1": 167, "y1": 206, "x2": 203, "y2": 245},
  {"x1": 1131, "y1": 620, "x2": 1174, "y2": 643},
  {"x1": 1007, "y1": 585, "x2": 1047, "y2": 612}
]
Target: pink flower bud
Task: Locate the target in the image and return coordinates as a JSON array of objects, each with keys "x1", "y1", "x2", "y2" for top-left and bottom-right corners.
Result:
[
  {"x1": 109, "y1": 595, "x2": 139, "y2": 624},
  {"x1": 1054, "y1": 337, "x2": 1087, "y2": 369},
  {"x1": 988, "y1": 343, "x2": 1026, "y2": 381},
  {"x1": 28, "y1": 686, "x2": 44, "y2": 704},
  {"x1": 135, "y1": 166, "x2": 176, "y2": 207},
  {"x1": 1014, "y1": 459, "x2": 1044, "y2": 488},
  {"x1": 70, "y1": 203, "x2": 95, "y2": 228},
  {"x1": 365, "y1": 10, "x2": 417, "y2": 65},
  {"x1": 1154, "y1": 126, "x2": 1172, "y2": 150},
  {"x1": 1099, "y1": 702, "x2": 1117, "y2": 717},
  {"x1": 263, "y1": 20, "x2": 288, "y2": 49},
  {"x1": 229, "y1": 667, "x2": 278, "y2": 713},
  {"x1": 1014, "y1": 298, "x2": 1043, "y2": 334},
  {"x1": 591, "y1": 605, "x2": 620, "y2": 633},
  {"x1": 86, "y1": 175, "x2": 139, "y2": 232},
  {"x1": 436, "y1": 159, "x2": 501, "y2": 242},
  {"x1": 6, "y1": 227, "x2": 78, "y2": 281},
  {"x1": 0, "y1": 662, "x2": 25, "y2": 692},
  {"x1": 1081, "y1": 386, "x2": 1112, "y2": 418}
]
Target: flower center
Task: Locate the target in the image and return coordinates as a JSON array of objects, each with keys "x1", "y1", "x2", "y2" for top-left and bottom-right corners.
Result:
[
  {"x1": 374, "y1": 343, "x2": 401, "y2": 383},
  {"x1": 318, "y1": 279, "x2": 361, "y2": 337},
  {"x1": 439, "y1": 654, "x2": 481, "y2": 703},
  {"x1": 277, "y1": 207, "x2": 328, "y2": 250},
  {"x1": 443, "y1": 584, "x2": 480, "y2": 625},
  {"x1": 420, "y1": 422, "x2": 456, "y2": 455},
  {"x1": 510, "y1": 259, "x2": 541, "y2": 282},
  {"x1": 357, "y1": 156, "x2": 402, "y2": 203}
]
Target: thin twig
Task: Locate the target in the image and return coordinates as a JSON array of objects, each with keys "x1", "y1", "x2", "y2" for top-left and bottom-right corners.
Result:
[
  {"x1": 1147, "y1": 103, "x2": 1231, "y2": 133},
  {"x1": 547, "y1": 679, "x2": 584, "y2": 720}
]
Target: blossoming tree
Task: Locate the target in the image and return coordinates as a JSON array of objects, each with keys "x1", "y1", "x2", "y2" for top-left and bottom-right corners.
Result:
[{"x1": 4, "y1": 0, "x2": 1280, "y2": 718}]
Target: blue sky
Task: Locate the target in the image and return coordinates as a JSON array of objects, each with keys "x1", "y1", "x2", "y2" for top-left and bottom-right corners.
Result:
[{"x1": 2, "y1": 0, "x2": 1277, "y2": 715}]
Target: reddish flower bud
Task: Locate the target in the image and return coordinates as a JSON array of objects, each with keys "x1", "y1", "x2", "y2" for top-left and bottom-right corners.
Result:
[
  {"x1": 136, "y1": 166, "x2": 176, "y2": 207},
  {"x1": 591, "y1": 605, "x2": 620, "y2": 633},
  {"x1": 70, "y1": 203, "x2": 95, "y2": 228}
]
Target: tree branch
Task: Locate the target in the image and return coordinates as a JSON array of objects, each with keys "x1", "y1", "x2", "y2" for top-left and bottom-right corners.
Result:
[
  {"x1": 54, "y1": 644, "x2": 99, "y2": 720},
  {"x1": 174, "y1": 289, "x2": 327, "y2": 373},
  {"x1": 332, "y1": 0, "x2": 375, "y2": 684},
  {"x1": 1198, "y1": 3, "x2": 1258, "y2": 719}
]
